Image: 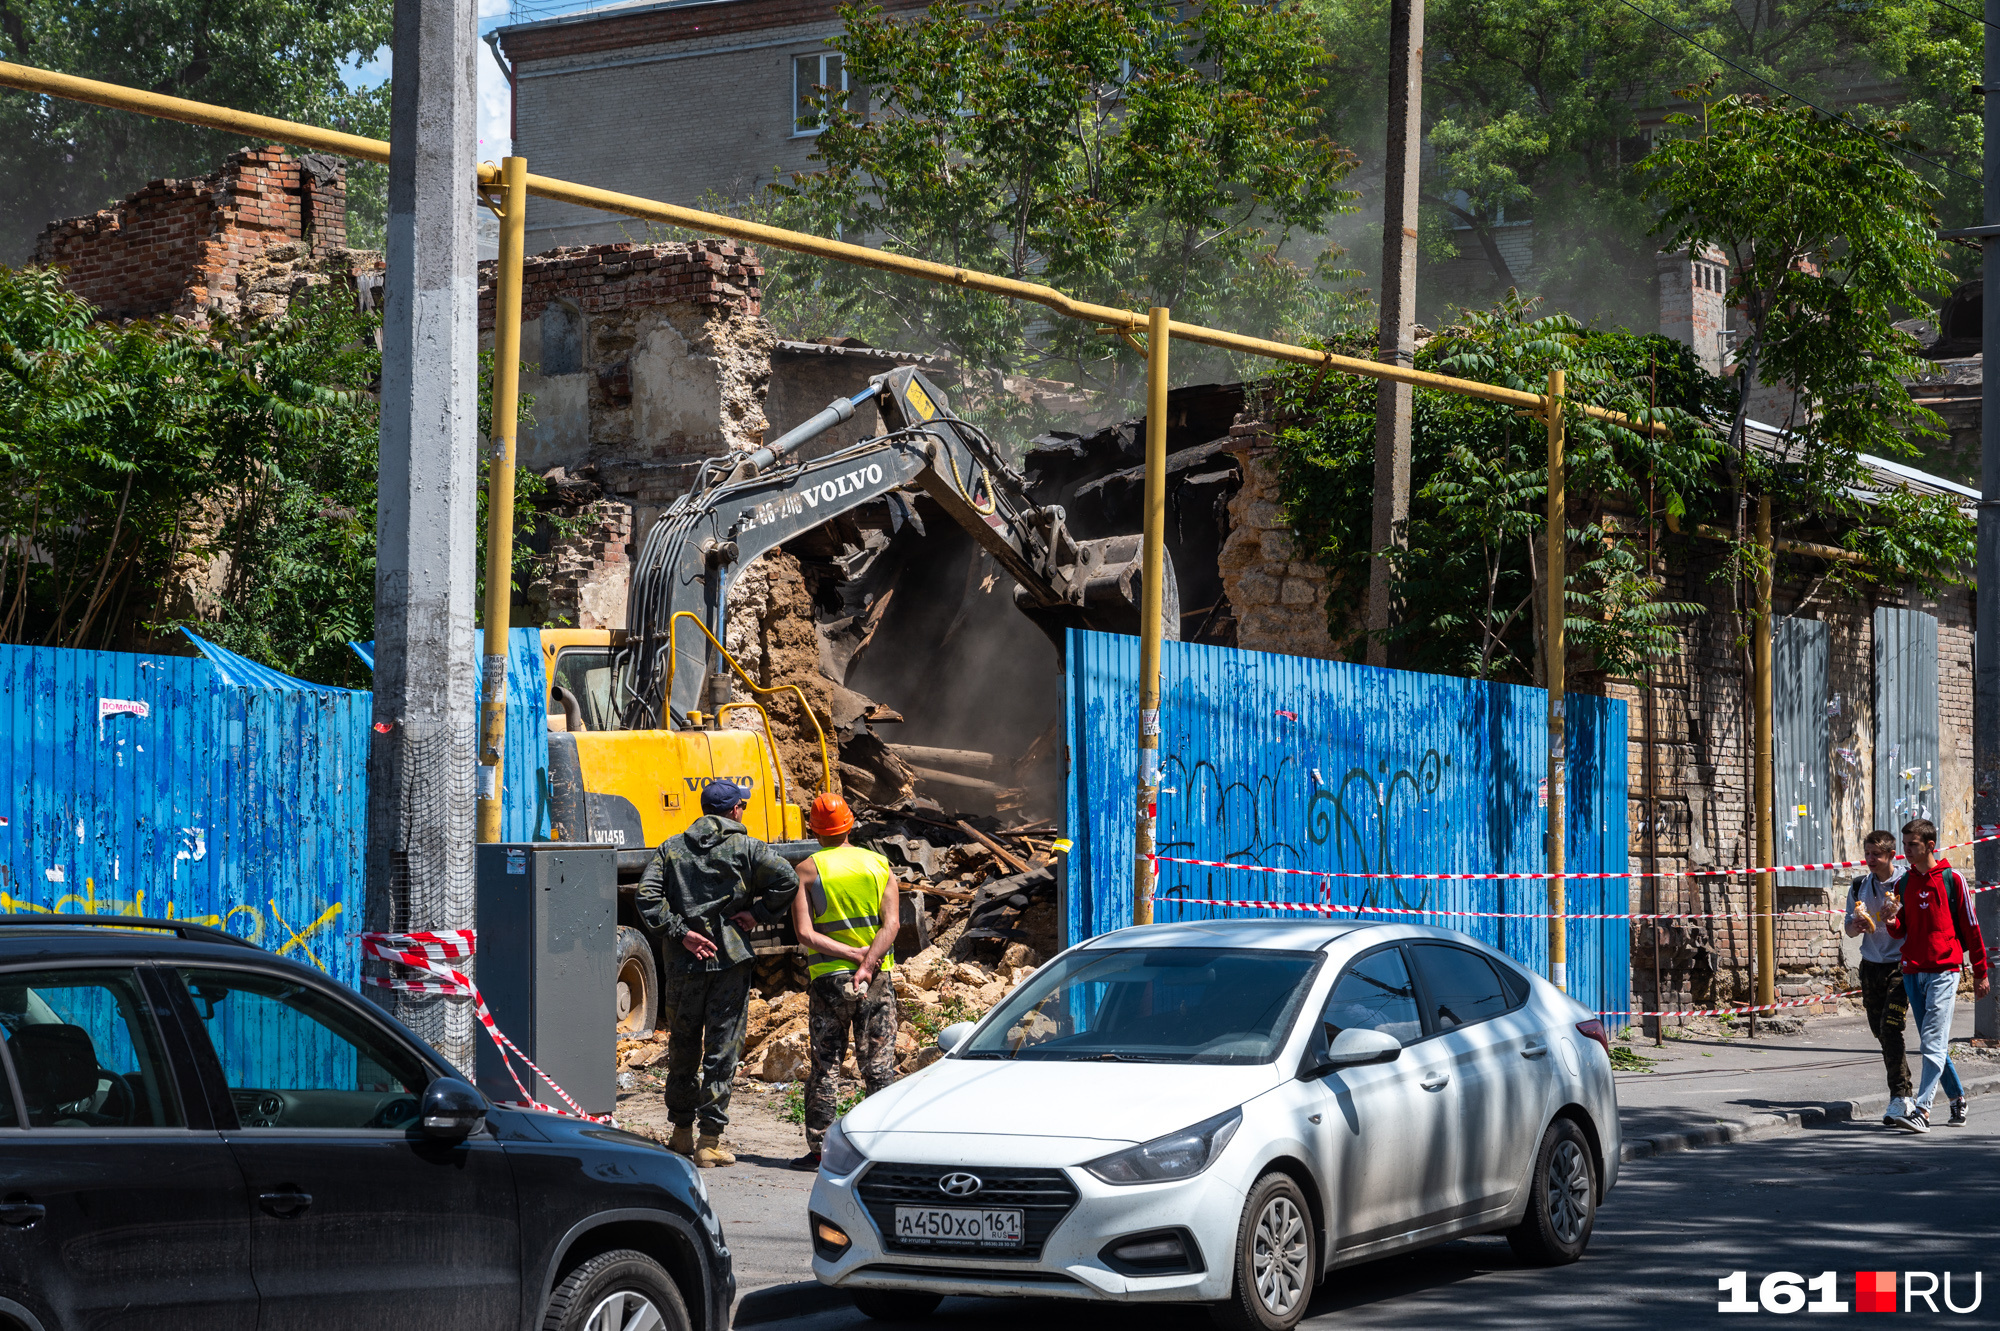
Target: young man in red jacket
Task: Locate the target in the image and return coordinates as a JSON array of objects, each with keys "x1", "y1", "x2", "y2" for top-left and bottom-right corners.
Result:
[{"x1": 1885, "y1": 819, "x2": 1990, "y2": 1132}]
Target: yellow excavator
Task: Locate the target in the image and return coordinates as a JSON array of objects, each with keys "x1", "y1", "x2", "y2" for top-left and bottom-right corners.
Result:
[{"x1": 539, "y1": 366, "x2": 1175, "y2": 1032}]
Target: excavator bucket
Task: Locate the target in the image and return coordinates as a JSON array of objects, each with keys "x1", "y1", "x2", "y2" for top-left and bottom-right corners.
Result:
[{"x1": 1014, "y1": 532, "x2": 1180, "y2": 642}]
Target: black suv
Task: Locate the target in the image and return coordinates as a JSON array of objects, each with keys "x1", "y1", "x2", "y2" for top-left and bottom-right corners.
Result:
[{"x1": 0, "y1": 916, "x2": 732, "y2": 1331}]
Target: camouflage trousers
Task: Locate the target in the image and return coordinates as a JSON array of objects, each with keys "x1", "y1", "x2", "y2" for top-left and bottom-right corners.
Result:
[
  {"x1": 1859, "y1": 959, "x2": 1913, "y2": 1099},
  {"x1": 664, "y1": 958, "x2": 754, "y2": 1134},
  {"x1": 805, "y1": 970, "x2": 900, "y2": 1150}
]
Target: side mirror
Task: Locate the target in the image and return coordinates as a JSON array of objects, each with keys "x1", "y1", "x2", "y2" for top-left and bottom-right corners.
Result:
[
  {"x1": 1297, "y1": 1026, "x2": 1402, "y2": 1079},
  {"x1": 420, "y1": 1076, "x2": 488, "y2": 1140},
  {"x1": 934, "y1": 1022, "x2": 977, "y2": 1054}
]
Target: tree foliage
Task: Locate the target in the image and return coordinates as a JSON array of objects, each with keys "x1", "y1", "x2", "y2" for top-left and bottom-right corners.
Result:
[
  {"x1": 1303, "y1": 0, "x2": 1982, "y2": 319},
  {"x1": 1269, "y1": 301, "x2": 1717, "y2": 680},
  {"x1": 0, "y1": 0, "x2": 392, "y2": 259},
  {"x1": 0, "y1": 265, "x2": 545, "y2": 687},
  {"x1": 1642, "y1": 90, "x2": 1968, "y2": 599},
  {"x1": 764, "y1": 0, "x2": 1364, "y2": 405}
]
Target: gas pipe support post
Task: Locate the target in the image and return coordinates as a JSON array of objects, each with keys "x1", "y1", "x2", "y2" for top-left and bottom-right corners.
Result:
[
  {"x1": 1545, "y1": 369, "x2": 1567, "y2": 993},
  {"x1": 476, "y1": 156, "x2": 528, "y2": 843},
  {"x1": 1754, "y1": 494, "x2": 1777, "y2": 1011},
  {"x1": 1133, "y1": 306, "x2": 1171, "y2": 927}
]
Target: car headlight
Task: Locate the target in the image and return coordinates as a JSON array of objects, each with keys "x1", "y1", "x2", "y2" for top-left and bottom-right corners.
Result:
[
  {"x1": 1083, "y1": 1107, "x2": 1242, "y2": 1185},
  {"x1": 822, "y1": 1118, "x2": 867, "y2": 1177}
]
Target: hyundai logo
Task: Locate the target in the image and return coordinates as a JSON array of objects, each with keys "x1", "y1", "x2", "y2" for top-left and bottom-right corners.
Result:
[{"x1": 938, "y1": 1172, "x2": 983, "y2": 1198}]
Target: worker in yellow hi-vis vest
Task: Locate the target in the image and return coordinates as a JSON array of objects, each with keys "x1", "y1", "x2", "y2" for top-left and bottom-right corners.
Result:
[{"x1": 788, "y1": 792, "x2": 901, "y2": 1170}]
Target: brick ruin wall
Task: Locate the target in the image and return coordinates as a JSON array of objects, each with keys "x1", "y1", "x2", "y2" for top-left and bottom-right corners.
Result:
[
  {"x1": 1218, "y1": 423, "x2": 1341, "y2": 660},
  {"x1": 34, "y1": 147, "x2": 351, "y2": 323},
  {"x1": 478, "y1": 241, "x2": 773, "y2": 631}
]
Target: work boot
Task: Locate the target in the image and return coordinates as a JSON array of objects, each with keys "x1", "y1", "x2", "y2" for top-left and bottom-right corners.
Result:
[
  {"x1": 667, "y1": 1124, "x2": 696, "y2": 1156},
  {"x1": 695, "y1": 1133, "x2": 736, "y2": 1168}
]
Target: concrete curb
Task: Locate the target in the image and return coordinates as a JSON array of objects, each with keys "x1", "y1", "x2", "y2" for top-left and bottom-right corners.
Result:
[{"x1": 1619, "y1": 1064, "x2": 2000, "y2": 1162}]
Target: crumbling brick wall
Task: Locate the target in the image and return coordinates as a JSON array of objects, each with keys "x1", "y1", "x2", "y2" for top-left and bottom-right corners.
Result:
[
  {"x1": 478, "y1": 241, "x2": 773, "y2": 553},
  {"x1": 34, "y1": 147, "x2": 348, "y2": 322},
  {"x1": 1219, "y1": 422, "x2": 1341, "y2": 661}
]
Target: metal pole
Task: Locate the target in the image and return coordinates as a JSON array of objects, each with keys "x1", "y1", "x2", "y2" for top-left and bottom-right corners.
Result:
[
  {"x1": 1974, "y1": 0, "x2": 2000, "y2": 1043},
  {"x1": 366, "y1": 0, "x2": 481, "y2": 1075},
  {"x1": 1754, "y1": 494, "x2": 1777, "y2": 1013},
  {"x1": 1133, "y1": 306, "x2": 1171, "y2": 927},
  {"x1": 1367, "y1": 0, "x2": 1424, "y2": 668},
  {"x1": 1546, "y1": 368, "x2": 1567, "y2": 992},
  {"x1": 476, "y1": 156, "x2": 528, "y2": 844},
  {"x1": 1647, "y1": 471, "x2": 1663, "y2": 1044}
]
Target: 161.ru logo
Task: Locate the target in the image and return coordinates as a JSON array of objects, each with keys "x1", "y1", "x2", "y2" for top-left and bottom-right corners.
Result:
[{"x1": 1719, "y1": 1271, "x2": 1983, "y2": 1313}]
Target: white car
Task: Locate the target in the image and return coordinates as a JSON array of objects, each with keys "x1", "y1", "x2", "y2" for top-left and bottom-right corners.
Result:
[{"x1": 806, "y1": 919, "x2": 1620, "y2": 1330}]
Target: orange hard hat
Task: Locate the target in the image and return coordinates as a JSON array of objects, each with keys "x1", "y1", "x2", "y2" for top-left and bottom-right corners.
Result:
[{"x1": 809, "y1": 792, "x2": 855, "y2": 836}]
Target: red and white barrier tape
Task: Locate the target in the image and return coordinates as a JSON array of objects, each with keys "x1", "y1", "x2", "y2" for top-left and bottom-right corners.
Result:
[
  {"x1": 1599, "y1": 988, "x2": 1862, "y2": 1020},
  {"x1": 1146, "y1": 832, "x2": 2000, "y2": 884},
  {"x1": 360, "y1": 930, "x2": 616, "y2": 1126},
  {"x1": 1155, "y1": 882, "x2": 2000, "y2": 923}
]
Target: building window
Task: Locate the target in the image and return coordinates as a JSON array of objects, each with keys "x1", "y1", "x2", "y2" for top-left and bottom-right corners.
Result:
[
  {"x1": 541, "y1": 302, "x2": 583, "y2": 376},
  {"x1": 794, "y1": 52, "x2": 864, "y2": 136}
]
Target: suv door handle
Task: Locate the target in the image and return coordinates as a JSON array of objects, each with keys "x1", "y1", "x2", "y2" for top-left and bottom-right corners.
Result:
[
  {"x1": 1522, "y1": 1041, "x2": 1549, "y2": 1058},
  {"x1": 1420, "y1": 1072, "x2": 1450, "y2": 1091},
  {"x1": 258, "y1": 1190, "x2": 313, "y2": 1220},
  {"x1": 0, "y1": 1199, "x2": 43, "y2": 1227}
]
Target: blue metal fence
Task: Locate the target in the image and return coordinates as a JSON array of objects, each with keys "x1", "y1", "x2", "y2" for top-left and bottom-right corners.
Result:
[
  {"x1": 1063, "y1": 630, "x2": 1630, "y2": 1018},
  {"x1": 0, "y1": 628, "x2": 554, "y2": 992},
  {"x1": 0, "y1": 642, "x2": 370, "y2": 985}
]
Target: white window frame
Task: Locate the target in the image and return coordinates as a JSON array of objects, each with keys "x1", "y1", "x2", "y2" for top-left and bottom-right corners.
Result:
[{"x1": 793, "y1": 51, "x2": 850, "y2": 138}]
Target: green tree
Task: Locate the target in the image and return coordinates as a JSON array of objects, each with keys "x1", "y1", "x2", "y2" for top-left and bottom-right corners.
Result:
[
  {"x1": 0, "y1": 264, "x2": 544, "y2": 686},
  {"x1": 765, "y1": 0, "x2": 1363, "y2": 406},
  {"x1": 1270, "y1": 302, "x2": 1718, "y2": 679},
  {"x1": 1304, "y1": 0, "x2": 1981, "y2": 319},
  {"x1": 0, "y1": 0, "x2": 392, "y2": 259},
  {"x1": 1641, "y1": 90, "x2": 1956, "y2": 564}
]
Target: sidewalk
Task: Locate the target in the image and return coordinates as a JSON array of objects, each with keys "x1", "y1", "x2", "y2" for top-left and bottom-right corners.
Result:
[{"x1": 1613, "y1": 1005, "x2": 1999, "y2": 1161}]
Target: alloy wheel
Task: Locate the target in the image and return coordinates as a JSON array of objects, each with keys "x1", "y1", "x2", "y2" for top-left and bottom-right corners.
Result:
[
  {"x1": 1251, "y1": 1194, "x2": 1309, "y2": 1315},
  {"x1": 584, "y1": 1290, "x2": 668, "y2": 1331},
  {"x1": 1545, "y1": 1139, "x2": 1591, "y2": 1245}
]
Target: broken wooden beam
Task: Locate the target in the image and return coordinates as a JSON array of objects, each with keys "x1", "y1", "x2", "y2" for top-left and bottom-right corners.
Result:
[
  {"x1": 956, "y1": 819, "x2": 1032, "y2": 875},
  {"x1": 889, "y1": 743, "x2": 998, "y2": 772}
]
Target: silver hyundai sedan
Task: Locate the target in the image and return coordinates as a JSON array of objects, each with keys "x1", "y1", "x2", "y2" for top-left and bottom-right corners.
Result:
[{"x1": 808, "y1": 919, "x2": 1620, "y2": 1330}]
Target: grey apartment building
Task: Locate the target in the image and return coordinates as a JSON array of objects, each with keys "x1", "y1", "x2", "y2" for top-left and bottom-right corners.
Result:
[{"x1": 496, "y1": 0, "x2": 923, "y2": 249}]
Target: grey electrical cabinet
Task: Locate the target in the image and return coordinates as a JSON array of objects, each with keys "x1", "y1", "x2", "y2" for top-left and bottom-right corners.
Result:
[{"x1": 473, "y1": 843, "x2": 617, "y2": 1116}]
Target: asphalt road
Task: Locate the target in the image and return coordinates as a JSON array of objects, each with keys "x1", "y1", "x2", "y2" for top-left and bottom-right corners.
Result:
[{"x1": 737, "y1": 1117, "x2": 1999, "y2": 1330}]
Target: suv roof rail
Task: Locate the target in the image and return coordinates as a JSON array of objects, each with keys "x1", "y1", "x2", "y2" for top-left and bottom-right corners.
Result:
[{"x1": 0, "y1": 914, "x2": 260, "y2": 950}]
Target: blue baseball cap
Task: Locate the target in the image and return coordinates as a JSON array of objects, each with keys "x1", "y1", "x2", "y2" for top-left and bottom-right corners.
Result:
[{"x1": 701, "y1": 779, "x2": 749, "y2": 815}]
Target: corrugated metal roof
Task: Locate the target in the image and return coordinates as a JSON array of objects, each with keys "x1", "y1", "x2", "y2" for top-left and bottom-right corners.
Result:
[{"x1": 181, "y1": 629, "x2": 357, "y2": 694}]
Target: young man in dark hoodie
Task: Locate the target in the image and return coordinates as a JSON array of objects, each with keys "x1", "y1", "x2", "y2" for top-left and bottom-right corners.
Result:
[
  {"x1": 638, "y1": 779, "x2": 799, "y2": 1165},
  {"x1": 1885, "y1": 818, "x2": 1989, "y2": 1133}
]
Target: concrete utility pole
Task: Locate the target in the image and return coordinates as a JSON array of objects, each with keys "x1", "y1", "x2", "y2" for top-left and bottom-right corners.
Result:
[
  {"x1": 1975, "y1": 0, "x2": 2000, "y2": 1042},
  {"x1": 367, "y1": 0, "x2": 481, "y2": 1074},
  {"x1": 1367, "y1": 0, "x2": 1424, "y2": 669}
]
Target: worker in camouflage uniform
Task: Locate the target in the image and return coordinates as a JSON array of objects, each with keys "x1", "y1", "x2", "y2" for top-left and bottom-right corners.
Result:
[
  {"x1": 638, "y1": 778, "x2": 799, "y2": 1167},
  {"x1": 789, "y1": 792, "x2": 901, "y2": 1170}
]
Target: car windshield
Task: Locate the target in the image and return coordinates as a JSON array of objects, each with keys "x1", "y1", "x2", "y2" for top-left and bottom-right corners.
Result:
[{"x1": 958, "y1": 947, "x2": 1321, "y2": 1064}]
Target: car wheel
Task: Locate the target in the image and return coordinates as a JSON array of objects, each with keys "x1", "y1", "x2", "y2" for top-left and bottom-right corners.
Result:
[
  {"x1": 616, "y1": 926, "x2": 660, "y2": 1036},
  {"x1": 1506, "y1": 1116, "x2": 1597, "y2": 1266},
  {"x1": 849, "y1": 1290, "x2": 944, "y2": 1321},
  {"x1": 541, "y1": 1249, "x2": 690, "y2": 1331},
  {"x1": 1211, "y1": 1173, "x2": 1316, "y2": 1331}
]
